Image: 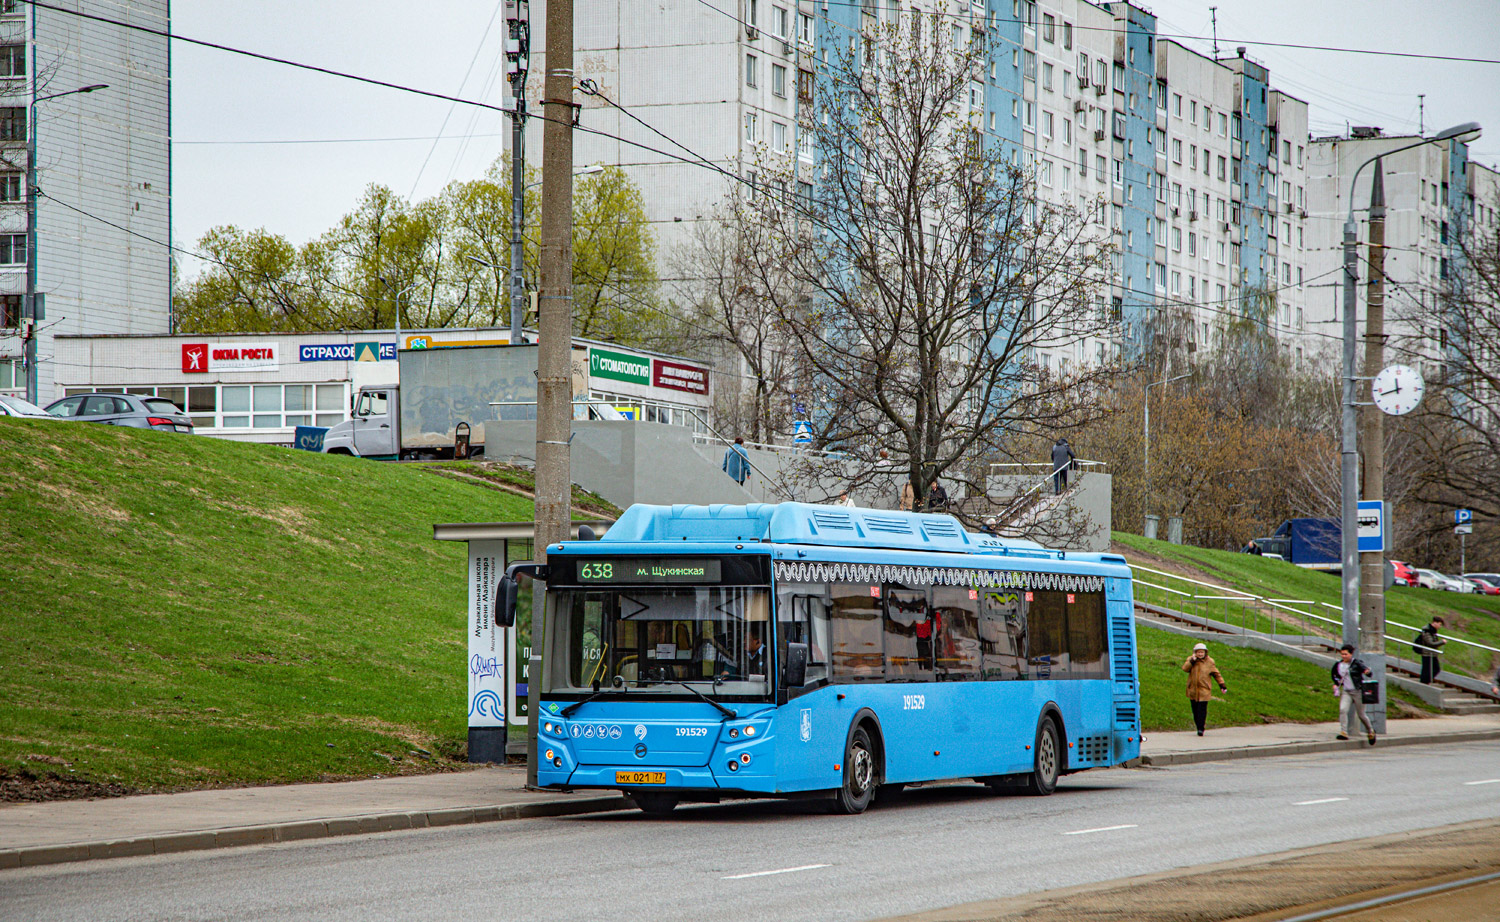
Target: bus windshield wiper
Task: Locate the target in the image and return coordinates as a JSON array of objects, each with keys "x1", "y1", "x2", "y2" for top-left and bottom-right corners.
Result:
[
  {"x1": 561, "y1": 683, "x2": 628, "y2": 717},
  {"x1": 657, "y1": 680, "x2": 737, "y2": 720}
]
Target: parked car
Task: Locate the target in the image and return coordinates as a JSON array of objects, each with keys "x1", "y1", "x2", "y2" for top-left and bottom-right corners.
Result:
[
  {"x1": 0, "y1": 394, "x2": 56, "y2": 418},
  {"x1": 45, "y1": 392, "x2": 194, "y2": 433},
  {"x1": 1413, "y1": 568, "x2": 1468, "y2": 592},
  {"x1": 1389, "y1": 559, "x2": 1418, "y2": 587},
  {"x1": 1464, "y1": 576, "x2": 1500, "y2": 596},
  {"x1": 1465, "y1": 572, "x2": 1500, "y2": 589}
]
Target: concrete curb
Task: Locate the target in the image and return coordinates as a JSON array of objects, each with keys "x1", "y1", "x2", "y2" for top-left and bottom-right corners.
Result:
[
  {"x1": 5, "y1": 730, "x2": 1497, "y2": 872},
  {"x1": 1129, "y1": 728, "x2": 1500, "y2": 768},
  {"x1": 0, "y1": 793, "x2": 630, "y2": 872}
]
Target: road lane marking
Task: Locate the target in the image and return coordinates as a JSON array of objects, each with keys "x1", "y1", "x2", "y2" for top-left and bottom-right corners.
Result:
[
  {"x1": 1062, "y1": 824, "x2": 1138, "y2": 836},
  {"x1": 722, "y1": 864, "x2": 831, "y2": 880},
  {"x1": 1293, "y1": 797, "x2": 1349, "y2": 805},
  {"x1": 1463, "y1": 778, "x2": 1500, "y2": 786}
]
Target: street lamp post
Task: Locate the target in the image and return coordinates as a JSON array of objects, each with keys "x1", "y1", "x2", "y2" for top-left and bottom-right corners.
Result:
[
  {"x1": 1339, "y1": 121, "x2": 1480, "y2": 733},
  {"x1": 376, "y1": 276, "x2": 418, "y2": 350},
  {"x1": 1143, "y1": 370, "x2": 1190, "y2": 536},
  {"x1": 23, "y1": 82, "x2": 107, "y2": 404}
]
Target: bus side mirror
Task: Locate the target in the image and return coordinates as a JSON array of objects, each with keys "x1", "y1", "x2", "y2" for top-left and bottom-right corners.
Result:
[
  {"x1": 494, "y1": 561, "x2": 550, "y2": 629},
  {"x1": 495, "y1": 577, "x2": 520, "y2": 628},
  {"x1": 784, "y1": 642, "x2": 808, "y2": 688}
]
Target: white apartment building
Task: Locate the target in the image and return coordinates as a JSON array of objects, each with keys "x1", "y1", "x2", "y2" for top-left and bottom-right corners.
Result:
[
  {"x1": 1305, "y1": 130, "x2": 1499, "y2": 380},
  {"x1": 0, "y1": 0, "x2": 171, "y2": 404}
]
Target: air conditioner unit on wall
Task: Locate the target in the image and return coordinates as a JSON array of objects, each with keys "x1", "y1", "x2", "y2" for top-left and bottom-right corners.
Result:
[
  {"x1": 1189, "y1": 211, "x2": 1198, "y2": 221},
  {"x1": 1094, "y1": 129, "x2": 1105, "y2": 142},
  {"x1": 1073, "y1": 99, "x2": 1086, "y2": 113},
  {"x1": 1095, "y1": 82, "x2": 1106, "y2": 96}
]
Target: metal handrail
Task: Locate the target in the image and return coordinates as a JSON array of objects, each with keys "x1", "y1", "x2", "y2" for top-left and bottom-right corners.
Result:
[
  {"x1": 1131, "y1": 564, "x2": 1500, "y2": 657},
  {"x1": 683, "y1": 409, "x2": 797, "y2": 501}
]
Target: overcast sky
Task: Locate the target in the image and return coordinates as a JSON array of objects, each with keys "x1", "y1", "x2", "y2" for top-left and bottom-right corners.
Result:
[{"x1": 170, "y1": 1, "x2": 1500, "y2": 259}]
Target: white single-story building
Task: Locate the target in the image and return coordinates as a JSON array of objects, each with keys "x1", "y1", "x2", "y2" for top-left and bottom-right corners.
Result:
[{"x1": 50, "y1": 327, "x2": 713, "y2": 445}]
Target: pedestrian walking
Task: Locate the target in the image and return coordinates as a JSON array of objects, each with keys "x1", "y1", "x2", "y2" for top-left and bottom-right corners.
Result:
[
  {"x1": 837, "y1": 491, "x2": 856, "y2": 508},
  {"x1": 1051, "y1": 438, "x2": 1076, "y2": 495},
  {"x1": 721, "y1": 436, "x2": 751, "y2": 485},
  {"x1": 900, "y1": 481, "x2": 915, "y2": 511},
  {"x1": 1330, "y1": 644, "x2": 1377, "y2": 746},
  {"x1": 1413, "y1": 617, "x2": 1446, "y2": 684},
  {"x1": 1182, "y1": 643, "x2": 1227, "y2": 736}
]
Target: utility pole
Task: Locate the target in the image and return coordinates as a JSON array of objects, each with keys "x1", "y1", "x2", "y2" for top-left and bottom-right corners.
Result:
[
  {"x1": 528, "y1": 0, "x2": 575, "y2": 788},
  {"x1": 1358, "y1": 157, "x2": 1388, "y2": 733},
  {"x1": 504, "y1": 0, "x2": 531, "y2": 345},
  {"x1": 1338, "y1": 177, "x2": 1361, "y2": 652}
]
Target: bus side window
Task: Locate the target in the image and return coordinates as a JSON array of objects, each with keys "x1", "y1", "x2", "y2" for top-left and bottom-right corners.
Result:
[
  {"x1": 830, "y1": 583, "x2": 884, "y2": 679},
  {"x1": 883, "y1": 586, "x2": 933, "y2": 681},
  {"x1": 1067, "y1": 591, "x2": 1109, "y2": 677},
  {"x1": 979, "y1": 590, "x2": 1027, "y2": 680},
  {"x1": 776, "y1": 584, "x2": 830, "y2": 685},
  {"x1": 1028, "y1": 591, "x2": 1070, "y2": 678},
  {"x1": 930, "y1": 587, "x2": 980, "y2": 680}
]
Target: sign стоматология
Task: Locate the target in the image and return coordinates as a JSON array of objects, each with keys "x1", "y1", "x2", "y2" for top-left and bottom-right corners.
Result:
[{"x1": 589, "y1": 346, "x2": 651, "y2": 385}]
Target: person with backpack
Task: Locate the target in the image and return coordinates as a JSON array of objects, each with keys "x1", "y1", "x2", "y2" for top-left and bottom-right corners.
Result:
[
  {"x1": 1331, "y1": 644, "x2": 1377, "y2": 746},
  {"x1": 1413, "y1": 617, "x2": 1446, "y2": 684}
]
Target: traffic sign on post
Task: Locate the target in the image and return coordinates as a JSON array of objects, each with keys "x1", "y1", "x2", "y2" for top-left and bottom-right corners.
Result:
[
  {"x1": 1456, "y1": 524, "x2": 1473, "y2": 536},
  {"x1": 1455, "y1": 508, "x2": 1472, "y2": 525},
  {"x1": 1356, "y1": 500, "x2": 1386, "y2": 553},
  {"x1": 793, "y1": 420, "x2": 813, "y2": 445}
]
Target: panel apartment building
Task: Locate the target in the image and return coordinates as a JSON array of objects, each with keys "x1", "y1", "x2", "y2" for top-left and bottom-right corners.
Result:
[
  {"x1": 1304, "y1": 128, "x2": 1500, "y2": 379},
  {"x1": 523, "y1": 0, "x2": 1314, "y2": 370},
  {"x1": 0, "y1": 0, "x2": 171, "y2": 404}
]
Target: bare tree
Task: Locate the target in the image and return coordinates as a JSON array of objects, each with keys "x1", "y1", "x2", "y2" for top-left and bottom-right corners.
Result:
[{"x1": 717, "y1": 14, "x2": 1117, "y2": 512}]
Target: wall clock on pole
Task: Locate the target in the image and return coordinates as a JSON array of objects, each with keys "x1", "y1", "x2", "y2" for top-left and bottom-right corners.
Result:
[{"x1": 1371, "y1": 364, "x2": 1425, "y2": 416}]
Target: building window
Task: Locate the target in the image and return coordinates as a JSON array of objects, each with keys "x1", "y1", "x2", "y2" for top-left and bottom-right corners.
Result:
[
  {"x1": 0, "y1": 171, "x2": 18, "y2": 202},
  {"x1": 745, "y1": 54, "x2": 757, "y2": 87},
  {"x1": 1023, "y1": 101, "x2": 1034, "y2": 130},
  {"x1": 1042, "y1": 62, "x2": 1052, "y2": 91},
  {"x1": 1023, "y1": 50, "x2": 1036, "y2": 80},
  {"x1": 1042, "y1": 110, "x2": 1053, "y2": 139},
  {"x1": 0, "y1": 293, "x2": 18, "y2": 327},
  {"x1": 1041, "y1": 13, "x2": 1054, "y2": 42},
  {"x1": 1063, "y1": 21, "x2": 1073, "y2": 49},
  {"x1": 748, "y1": 0, "x2": 758, "y2": 27},
  {"x1": 0, "y1": 233, "x2": 24, "y2": 264},
  {"x1": 1171, "y1": 139, "x2": 1182, "y2": 164},
  {"x1": 774, "y1": 5, "x2": 788, "y2": 37},
  {"x1": 745, "y1": 112, "x2": 757, "y2": 141},
  {"x1": 1171, "y1": 226, "x2": 1182, "y2": 252},
  {"x1": 0, "y1": 45, "x2": 22, "y2": 78},
  {"x1": 1113, "y1": 159, "x2": 1122, "y2": 186},
  {"x1": 797, "y1": 68, "x2": 813, "y2": 103},
  {"x1": 1217, "y1": 156, "x2": 1226, "y2": 181},
  {"x1": 0, "y1": 1, "x2": 20, "y2": 16},
  {"x1": 1173, "y1": 93, "x2": 1182, "y2": 117},
  {"x1": 798, "y1": 12, "x2": 812, "y2": 44},
  {"x1": 772, "y1": 120, "x2": 788, "y2": 152},
  {"x1": 0, "y1": 107, "x2": 23, "y2": 141},
  {"x1": 772, "y1": 63, "x2": 786, "y2": 97},
  {"x1": 798, "y1": 129, "x2": 812, "y2": 159},
  {"x1": 1063, "y1": 118, "x2": 1071, "y2": 145},
  {"x1": 1171, "y1": 271, "x2": 1181, "y2": 294}
]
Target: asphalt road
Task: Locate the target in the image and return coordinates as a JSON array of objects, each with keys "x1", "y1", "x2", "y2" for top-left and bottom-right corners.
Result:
[{"x1": 3, "y1": 742, "x2": 1498, "y2": 922}]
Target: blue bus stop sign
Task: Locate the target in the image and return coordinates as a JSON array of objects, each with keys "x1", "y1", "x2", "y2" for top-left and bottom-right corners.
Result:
[
  {"x1": 793, "y1": 420, "x2": 813, "y2": 445},
  {"x1": 1356, "y1": 500, "x2": 1385, "y2": 553}
]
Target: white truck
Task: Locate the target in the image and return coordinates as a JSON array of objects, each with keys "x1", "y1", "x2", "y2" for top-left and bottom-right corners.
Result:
[{"x1": 322, "y1": 344, "x2": 540, "y2": 460}]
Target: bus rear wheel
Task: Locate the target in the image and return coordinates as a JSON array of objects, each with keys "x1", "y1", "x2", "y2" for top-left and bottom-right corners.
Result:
[
  {"x1": 1023, "y1": 716, "x2": 1061, "y2": 796},
  {"x1": 832, "y1": 726, "x2": 878, "y2": 814},
  {"x1": 631, "y1": 792, "x2": 679, "y2": 815}
]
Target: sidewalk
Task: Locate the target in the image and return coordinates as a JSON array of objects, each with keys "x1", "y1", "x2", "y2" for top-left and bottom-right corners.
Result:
[{"x1": 3, "y1": 713, "x2": 1497, "y2": 871}]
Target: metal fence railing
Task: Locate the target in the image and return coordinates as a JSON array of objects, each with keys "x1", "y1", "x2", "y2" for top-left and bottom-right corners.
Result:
[{"x1": 1130, "y1": 564, "x2": 1500, "y2": 671}]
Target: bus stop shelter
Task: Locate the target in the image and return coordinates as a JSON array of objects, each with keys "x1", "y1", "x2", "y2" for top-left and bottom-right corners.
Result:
[{"x1": 433, "y1": 520, "x2": 612, "y2": 763}]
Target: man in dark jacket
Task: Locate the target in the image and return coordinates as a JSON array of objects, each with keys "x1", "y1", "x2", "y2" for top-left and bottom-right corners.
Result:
[
  {"x1": 1051, "y1": 438, "x2": 1076, "y2": 495},
  {"x1": 1330, "y1": 644, "x2": 1376, "y2": 745},
  {"x1": 1413, "y1": 617, "x2": 1446, "y2": 684}
]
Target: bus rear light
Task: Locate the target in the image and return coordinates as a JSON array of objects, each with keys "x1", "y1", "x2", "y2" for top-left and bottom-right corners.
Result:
[
  {"x1": 545, "y1": 749, "x2": 554, "y2": 761},
  {"x1": 729, "y1": 728, "x2": 739, "y2": 738},
  {"x1": 739, "y1": 753, "x2": 751, "y2": 765},
  {"x1": 727, "y1": 760, "x2": 739, "y2": 772},
  {"x1": 553, "y1": 757, "x2": 562, "y2": 768}
]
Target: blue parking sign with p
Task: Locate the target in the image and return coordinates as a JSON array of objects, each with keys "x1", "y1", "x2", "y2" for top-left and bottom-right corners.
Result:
[{"x1": 1456, "y1": 508, "x2": 1472, "y2": 525}]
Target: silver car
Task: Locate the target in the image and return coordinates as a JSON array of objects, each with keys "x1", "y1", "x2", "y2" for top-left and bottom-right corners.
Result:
[{"x1": 45, "y1": 392, "x2": 194, "y2": 433}]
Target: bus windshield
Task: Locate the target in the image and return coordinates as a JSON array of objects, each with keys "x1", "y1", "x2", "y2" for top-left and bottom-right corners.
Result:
[{"x1": 548, "y1": 587, "x2": 772, "y2": 698}]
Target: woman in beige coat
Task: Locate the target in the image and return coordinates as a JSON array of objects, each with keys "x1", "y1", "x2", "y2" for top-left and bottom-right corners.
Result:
[{"x1": 1183, "y1": 642, "x2": 1228, "y2": 736}]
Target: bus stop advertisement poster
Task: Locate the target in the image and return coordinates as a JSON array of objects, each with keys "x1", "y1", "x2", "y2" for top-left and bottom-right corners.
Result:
[{"x1": 467, "y1": 539, "x2": 506, "y2": 763}]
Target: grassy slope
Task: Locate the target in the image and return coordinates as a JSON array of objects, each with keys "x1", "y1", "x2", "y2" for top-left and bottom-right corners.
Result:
[
  {"x1": 0, "y1": 418, "x2": 532, "y2": 793},
  {"x1": 1115, "y1": 531, "x2": 1500, "y2": 681}
]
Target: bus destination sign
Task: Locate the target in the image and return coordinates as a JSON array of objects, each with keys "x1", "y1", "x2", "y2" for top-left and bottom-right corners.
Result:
[{"x1": 577, "y1": 558, "x2": 723, "y2": 584}]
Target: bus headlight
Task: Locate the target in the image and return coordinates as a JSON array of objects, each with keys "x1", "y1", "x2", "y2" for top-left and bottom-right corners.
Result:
[{"x1": 744, "y1": 725, "x2": 756, "y2": 737}]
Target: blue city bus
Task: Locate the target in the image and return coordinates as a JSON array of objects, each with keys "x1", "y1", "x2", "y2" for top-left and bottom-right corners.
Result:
[{"x1": 500, "y1": 502, "x2": 1140, "y2": 815}]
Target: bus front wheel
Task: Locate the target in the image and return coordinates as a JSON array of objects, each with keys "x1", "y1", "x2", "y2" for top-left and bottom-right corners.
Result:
[
  {"x1": 832, "y1": 726, "x2": 878, "y2": 814},
  {"x1": 1023, "y1": 716, "x2": 1061, "y2": 796},
  {"x1": 631, "y1": 792, "x2": 679, "y2": 815}
]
